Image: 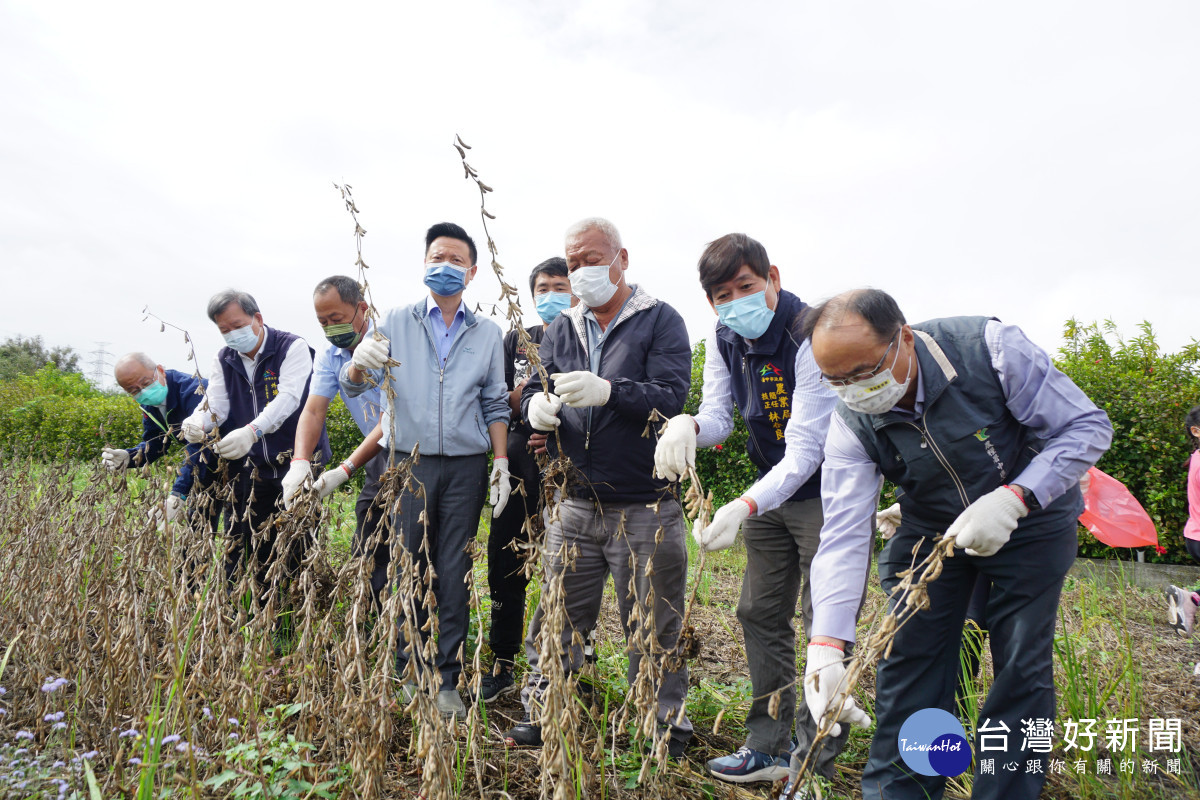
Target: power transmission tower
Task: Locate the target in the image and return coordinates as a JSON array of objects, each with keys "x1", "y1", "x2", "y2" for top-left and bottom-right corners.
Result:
[{"x1": 89, "y1": 342, "x2": 113, "y2": 390}]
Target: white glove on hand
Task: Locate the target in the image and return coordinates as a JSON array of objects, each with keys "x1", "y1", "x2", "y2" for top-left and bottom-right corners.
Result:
[
  {"x1": 693, "y1": 498, "x2": 752, "y2": 552},
  {"x1": 527, "y1": 392, "x2": 563, "y2": 431},
  {"x1": 1079, "y1": 470, "x2": 1092, "y2": 497},
  {"x1": 551, "y1": 371, "x2": 611, "y2": 408},
  {"x1": 351, "y1": 337, "x2": 390, "y2": 371},
  {"x1": 312, "y1": 463, "x2": 352, "y2": 499},
  {"x1": 947, "y1": 485, "x2": 1029, "y2": 557},
  {"x1": 164, "y1": 493, "x2": 185, "y2": 523},
  {"x1": 490, "y1": 457, "x2": 511, "y2": 518},
  {"x1": 101, "y1": 447, "x2": 130, "y2": 472},
  {"x1": 653, "y1": 414, "x2": 697, "y2": 482},
  {"x1": 804, "y1": 643, "x2": 871, "y2": 738},
  {"x1": 213, "y1": 425, "x2": 257, "y2": 460},
  {"x1": 181, "y1": 419, "x2": 208, "y2": 444},
  {"x1": 281, "y1": 459, "x2": 312, "y2": 509},
  {"x1": 876, "y1": 503, "x2": 902, "y2": 540}
]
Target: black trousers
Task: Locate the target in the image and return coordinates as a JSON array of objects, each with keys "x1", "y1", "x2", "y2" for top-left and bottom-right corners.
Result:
[
  {"x1": 486, "y1": 430, "x2": 540, "y2": 663},
  {"x1": 862, "y1": 493, "x2": 1082, "y2": 800},
  {"x1": 351, "y1": 451, "x2": 390, "y2": 602},
  {"x1": 222, "y1": 470, "x2": 303, "y2": 599}
]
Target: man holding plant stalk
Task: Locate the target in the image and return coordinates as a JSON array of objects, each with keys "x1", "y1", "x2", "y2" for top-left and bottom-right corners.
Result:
[
  {"x1": 181, "y1": 289, "x2": 330, "y2": 595},
  {"x1": 798, "y1": 288, "x2": 1111, "y2": 800},
  {"x1": 338, "y1": 222, "x2": 510, "y2": 719},
  {"x1": 105, "y1": 351, "x2": 215, "y2": 528},
  {"x1": 654, "y1": 232, "x2": 859, "y2": 788},
  {"x1": 280, "y1": 275, "x2": 390, "y2": 605}
]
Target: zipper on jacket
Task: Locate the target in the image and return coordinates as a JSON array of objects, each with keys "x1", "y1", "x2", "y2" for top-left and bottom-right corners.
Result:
[
  {"x1": 742, "y1": 356, "x2": 766, "y2": 465},
  {"x1": 904, "y1": 409, "x2": 970, "y2": 509},
  {"x1": 421, "y1": 310, "x2": 477, "y2": 455}
]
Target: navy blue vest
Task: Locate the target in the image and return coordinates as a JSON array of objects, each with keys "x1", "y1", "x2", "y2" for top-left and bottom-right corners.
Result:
[
  {"x1": 837, "y1": 316, "x2": 1080, "y2": 533},
  {"x1": 715, "y1": 289, "x2": 821, "y2": 502},
  {"x1": 218, "y1": 327, "x2": 330, "y2": 479}
]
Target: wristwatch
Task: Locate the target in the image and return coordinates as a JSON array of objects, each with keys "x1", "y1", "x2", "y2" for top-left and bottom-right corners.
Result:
[{"x1": 1013, "y1": 484, "x2": 1040, "y2": 511}]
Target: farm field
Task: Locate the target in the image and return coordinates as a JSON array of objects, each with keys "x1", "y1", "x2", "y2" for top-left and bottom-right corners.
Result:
[{"x1": 0, "y1": 459, "x2": 1197, "y2": 800}]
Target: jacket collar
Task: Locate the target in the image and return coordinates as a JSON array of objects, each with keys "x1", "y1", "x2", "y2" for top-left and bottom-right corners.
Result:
[
  {"x1": 564, "y1": 284, "x2": 657, "y2": 350},
  {"x1": 411, "y1": 298, "x2": 477, "y2": 327}
]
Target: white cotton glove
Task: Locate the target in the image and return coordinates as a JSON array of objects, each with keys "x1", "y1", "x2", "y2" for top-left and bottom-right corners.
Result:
[
  {"x1": 693, "y1": 498, "x2": 752, "y2": 552},
  {"x1": 281, "y1": 459, "x2": 312, "y2": 509},
  {"x1": 876, "y1": 503, "x2": 902, "y2": 540},
  {"x1": 490, "y1": 457, "x2": 511, "y2": 518},
  {"x1": 213, "y1": 425, "x2": 258, "y2": 460},
  {"x1": 164, "y1": 493, "x2": 185, "y2": 523},
  {"x1": 181, "y1": 419, "x2": 208, "y2": 444},
  {"x1": 101, "y1": 447, "x2": 130, "y2": 472},
  {"x1": 527, "y1": 392, "x2": 563, "y2": 431},
  {"x1": 550, "y1": 371, "x2": 611, "y2": 408},
  {"x1": 1078, "y1": 470, "x2": 1092, "y2": 497},
  {"x1": 947, "y1": 485, "x2": 1029, "y2": 557},
  {"x1": 312, "y1": 463, "x2": 353, "y2": 499},
  {"x1": 804, "y1": 643, "x2": 871, "y2": 738},
  {"x1": 653, "y1": 414, "x2": 697, "y2": 482},
  {"x1": 351, "y1": 337, "x2": 390, "y2": 371}
]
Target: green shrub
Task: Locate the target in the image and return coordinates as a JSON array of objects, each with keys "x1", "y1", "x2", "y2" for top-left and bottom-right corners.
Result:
[
  {"x1": 325, "y1": 395, "x2": 363, "y2": 460},
  {"x1": 0, "y1": 365, "x2": 141, "y2": 459},
  {"x1": 1055, "y1": 320, "x2": 1200, "y2": 563}
]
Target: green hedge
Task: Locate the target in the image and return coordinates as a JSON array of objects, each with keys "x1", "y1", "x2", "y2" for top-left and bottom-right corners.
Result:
[
  {"x1": 683, "y1": 340, "x2": 758, "y2": 508},
  {"x1": 0, "y1": 366, "x2": 142, "y2": 458},
  {"x1": 1055, "y1": 320, "x2": 1200, "y2": 563}
]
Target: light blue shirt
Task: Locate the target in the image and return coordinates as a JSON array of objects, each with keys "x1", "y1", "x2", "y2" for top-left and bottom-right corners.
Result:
[
  {"x1": 310, "y1": 324, "x2": 383, "y2": 437},
  {"x1": 427, "y1": 295, "x2": 466, "y2": 368},
  {"x1": 809, "y1": 320, "x2": 1113, "y2": 642}
]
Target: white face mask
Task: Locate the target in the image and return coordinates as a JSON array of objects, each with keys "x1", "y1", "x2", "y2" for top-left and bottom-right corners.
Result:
[
  {"x1": 569, "y1": 252, "x2": 621, "y2": 308},
  {"x1": 829, "y1": 340, "x2": 913, "y2": 415}
]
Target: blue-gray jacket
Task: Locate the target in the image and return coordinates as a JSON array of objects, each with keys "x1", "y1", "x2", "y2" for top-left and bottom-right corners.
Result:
[{"x1": 339, "y1": 300, "x2": 509, "y2": 456}]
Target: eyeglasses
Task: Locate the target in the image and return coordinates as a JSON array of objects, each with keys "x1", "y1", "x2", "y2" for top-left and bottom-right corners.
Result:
[{"x1": 821, "y1": 330, "x2": 901, "y2": 388}]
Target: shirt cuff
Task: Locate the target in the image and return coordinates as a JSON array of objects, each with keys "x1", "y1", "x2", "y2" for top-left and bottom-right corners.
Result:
[{"x1": 811, "y1": 603, "x2": 861, "y2": 644}]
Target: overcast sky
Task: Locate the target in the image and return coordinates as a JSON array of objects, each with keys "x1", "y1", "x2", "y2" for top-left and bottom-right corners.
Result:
[{"x1": 2, "y1": 1, "x2": 1196, "y2": 388}]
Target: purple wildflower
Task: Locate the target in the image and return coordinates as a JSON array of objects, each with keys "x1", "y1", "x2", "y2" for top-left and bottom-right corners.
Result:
[
  {"x1": 227, "y1": 718, "x2": 239, "y2": 727},
  {"x1": 81, "y1": 751, "x2": 98, "y2": 760},
  {"x1": 15, "y1": 730, "x2": 34, "y2": 741},
  {"x1": 174, "y1": 742, "x2": 189, "y2": 753},
  {"x1": 119, "y1": 729, "x2": 140, "y2": 739},
  {"x1": 52, "y1": 722, "x2": 67, "y2": 731},
  {"x1": 53, "y1": 761, "x2": 65, "y2": 768},
  {"x1": 228, "y1": 732, "x2": 239, "y2": 740},
  {"x1": 128, "y1": 757, "x2": 142, "y2": 765},
  {"x1": 44, "y1": 711, "x2": 65, "y2": 722},
  {"x1": 201, "y1": 706, "x2": 213, "y2": 720},
  {"x1": 161, "y1": 734, "x2": 180, "y2": 745}
]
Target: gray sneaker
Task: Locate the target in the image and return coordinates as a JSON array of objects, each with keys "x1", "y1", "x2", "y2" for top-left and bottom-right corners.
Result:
[
  {"x1": 397, "y1": 682, "x2": 418, "y2": 705},
  {"x1": 437, "y1": 689, "x2": 466, "y2": 718},
  {"x1": 1166, "y1": 585, "x2": 1196, "y2": 636}
]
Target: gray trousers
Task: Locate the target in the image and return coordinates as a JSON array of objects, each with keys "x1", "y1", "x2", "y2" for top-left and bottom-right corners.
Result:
[
  {"x1": 391, "y1": 451, "x2": 488, "y2": 691},
  {"x1": 742, "y1": 497, "x2": 860, "y2": 778},
  {"x1": 521, "y1": 495, "x2": 693, "y2": 745}
]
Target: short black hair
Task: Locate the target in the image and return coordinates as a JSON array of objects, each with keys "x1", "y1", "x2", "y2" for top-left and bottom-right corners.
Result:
[
  {"x1": 206, "y1": 289, "x2": 260, "y2": 322},
  {"x1": 801, "y1": 288, "x2": 906, "y2": 342},
  {"x1": 697, "y1": 233, "x2": 771, "y2": 300},
  {"x1": 313, "y1": 275, "x2": 364, "y2": 306},
  {"x1": 528, "y1": 257, "x2": 568, "y2": 297},
  {"x1": 425, "y1": 222, "x2": 478, "y2": 266}
]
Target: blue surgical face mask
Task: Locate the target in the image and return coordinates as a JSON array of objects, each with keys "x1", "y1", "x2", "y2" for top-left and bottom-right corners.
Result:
[
  {"x1": 534, "y1": 292, "x2": 572, "y2": 324},
  {"x1": 424, "y1": 261, "x2": 469, "y2": 297},
  {"x1": 223, "y1": 323, "x2": 261, "y2": 354},
  {"x1": 134, "y1": 378, "x2": 168, "y2": 407},
  {"x1": 715, "y1": 290, "x2": 775, "y2": 340}
]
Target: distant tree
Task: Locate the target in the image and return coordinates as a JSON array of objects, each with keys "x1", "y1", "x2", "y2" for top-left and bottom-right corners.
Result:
[{"x1": 0, "y1": 336, "x2": 82, "y2": 382}]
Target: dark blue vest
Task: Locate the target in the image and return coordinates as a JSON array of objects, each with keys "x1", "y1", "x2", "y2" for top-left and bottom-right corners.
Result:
[
  {"x1": 218, "y1": 327, "x2": 330, "y2": 479},
  {"x1": 715, "y1": 289, "x2": 821, "y2": 502},
  {"x1": 837, "y1": 316, "x2": 1080, "y2": 533}
]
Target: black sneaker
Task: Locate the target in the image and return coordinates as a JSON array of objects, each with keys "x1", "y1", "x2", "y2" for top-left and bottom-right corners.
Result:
[
  {"x1": 504, "y1": 717, "x2": 543, "y2": 747},
  {"x1": 479, "y1": 665, "x2": 516, "y2": 704}
]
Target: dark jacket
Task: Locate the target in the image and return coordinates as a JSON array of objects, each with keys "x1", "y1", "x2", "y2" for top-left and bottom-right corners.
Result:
[
  {"x1": 504, "y1": 324, "x2": 546, "y2": 441},
  {"x1": 126, "y1": 369, "x2": 209, "y2": 497},
  {"x1": 715, "y1": 288, "x2": 821, "y2": 502},
  {"x1": 836, "y1": 316, "x2": 1081, "y2": 534},
  {"x1": 522, "y1": 285, "x2": 691, "y2": 503},
  {"x1": 218, "y1": 328, "x2": 330, "y2": 480}
]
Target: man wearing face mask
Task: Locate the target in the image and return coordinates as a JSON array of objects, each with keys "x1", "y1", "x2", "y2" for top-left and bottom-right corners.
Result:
[
  {"x1": 278, "y1": 275, "x2": 390, "y2": 603},
  {"x1": 181, "y1": 289, "x2": 330, "y2": 596},
  {"x1": 509, "y1": 218, "x2": 693, "y2": 757},
  {"x1": 339, "y1": 222, "x2": 510, "y2": 719},
  {"x1": 653, "y1": 233, "x2": 860, "y2": 787},
  {"x1": 105, "y1": 352, "x2": 215, "y2": 526},
  {"x1": 477, "y1": 256, "x2": 575, "y2": 703},
  {"x1": 794, "y1": 289, "x2": 1111, "y2": 800}
]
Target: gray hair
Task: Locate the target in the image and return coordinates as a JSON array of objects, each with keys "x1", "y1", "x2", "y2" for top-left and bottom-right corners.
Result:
[
  {"x1": 313, "y1": 275, "x2": 364, "y2": 306},
  {"x1": 113, "y1": 352, "x2": 157, "y2": 375},
  {"x1": 565, "y1": 217, "x2": 623, "y2": 252},
  {"x1": 206, "y1": 289, "x2": 260, "y2": 322}
]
